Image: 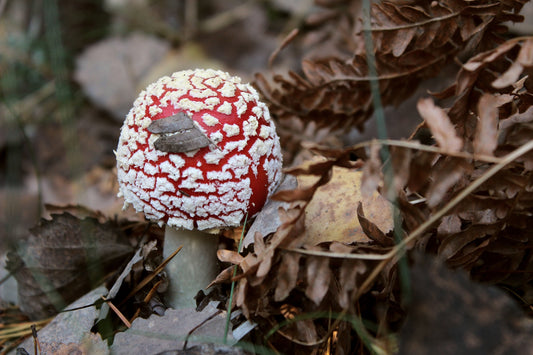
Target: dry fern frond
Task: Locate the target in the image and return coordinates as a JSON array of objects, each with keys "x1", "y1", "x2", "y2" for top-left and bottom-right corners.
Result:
[
  {"x1": 257, "y1": 0, "x2": 527, "y2": 133},
  {"x1": 224, "y1": 35, "x2": 533, "y2": 354},
  {"x1": 402, "y1": 37, "x2": 533, "y2": 287}
]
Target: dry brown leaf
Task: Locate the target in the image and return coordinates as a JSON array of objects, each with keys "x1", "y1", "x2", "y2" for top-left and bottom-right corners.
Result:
[
  {"x1": 438, "y1": 38, "x2": 531, "y2": 124},
  {"x1": 256, "y1": 0, "x2": 526, "y2": 132},
  {"x1": 437, "y1": 215, "x2": 462, "y2": 236},
  {"x1": 492, "y1": 38, "x2": 533, "y2": 88},
  {"x1": 438, "y1": 224, "x2": 502, "y2": 261},
  {"x1": 216, "y1": 249, "x2": 243, "y2": 265},
  {"x1": 397, "y1": 38, "x2": 533, "y2": 292},
  {"x1": 305, "y1": 254, "x2": 331, "y2": 305},
  {"x1": 499, "y1": 106, "x2": 533, "y2": 130},
  {"x1": 330, "y1": 242, "x2": 370, "y2": 309},
  {"x1": 417, "y1": 98, "x2": 463, "y2": 153},
  {"x1": 74, "y1": 33, "x2": 170, "y2": 120},
  {"x1": 7, "y1": 212, "x2": 133, "y2": 319},
  {"x1": 405, "y1": 150, "x2": 435, "y2": 192},
  {"x1": 473, "y1": 93, "x2": 499, "y2": 156},
  {"x1": 390, "y1": 145, "x2": 412, "y2": 192},
  {"x1": 255, "y1": 248, "x2": 275, "y2": 282},
  {"x1": 274, "y1": 252, "x2": 302, "y2": 302},
  {"x1": 298, "y1": 164, "x2": 394, "y2": 246},
  {"x1": 361, "y1": 141, "x2": 382, "y2": 197},
  {"x1": 207, "y1": 266, "x2": 234, "y2": 288},
  {"x1": 357, "y1": 203, "x2": 392, "y2": 247},
  {"x1": 427, "y1": 158, "x2": 470, "y2": 208}
]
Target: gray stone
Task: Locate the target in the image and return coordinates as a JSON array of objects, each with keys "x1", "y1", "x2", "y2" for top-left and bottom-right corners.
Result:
[
  {"x1": 111, "y1": 302, "x2": 233, "y2": 355},
  {"x1": 12, "y1": 286, "x2": 108, "y2": 355}
]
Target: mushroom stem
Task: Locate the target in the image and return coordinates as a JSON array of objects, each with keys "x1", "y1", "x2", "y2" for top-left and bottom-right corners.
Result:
[{"x1": 163, "y1": 226, "x2": 219, "y2": 309}]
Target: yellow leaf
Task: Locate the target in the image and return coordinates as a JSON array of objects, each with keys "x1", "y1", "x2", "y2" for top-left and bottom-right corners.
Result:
[{"x1": 298, "y1": 161, "x2": 393, "y2": 246}]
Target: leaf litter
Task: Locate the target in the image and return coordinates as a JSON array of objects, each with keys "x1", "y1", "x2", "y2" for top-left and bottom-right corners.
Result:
[
  {"x1": 213, "y1": 18, "x2": 533, "y2": 355},
  {"x1": 2, "y1": 1, "x2": 533, "y2": 354}
]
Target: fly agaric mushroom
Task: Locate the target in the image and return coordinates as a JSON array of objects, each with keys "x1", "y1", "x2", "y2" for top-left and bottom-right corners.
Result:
[{"x1": 115, "y1": 69, "x2": 282, "y2": 308}]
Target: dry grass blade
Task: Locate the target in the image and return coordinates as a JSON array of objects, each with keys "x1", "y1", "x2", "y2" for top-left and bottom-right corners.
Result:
[
  {"x1": 375, "y1": 139, "x2": 502, "y2": 163},
  {"x1": 120, "y1": 245, "x2": 182, "y2": 306},
  {"x1": 129, "y1": 280, "x2": 163, "y2": 323},
  {"x1": 0, "y1": 316, "x2": 52, "y2": 355},
  {"x1": 0, "y1": 319, "x2": 51, "y2": 339},
  {"x1": 102, "y1": 297, "x2": 131, "y2": 329}
]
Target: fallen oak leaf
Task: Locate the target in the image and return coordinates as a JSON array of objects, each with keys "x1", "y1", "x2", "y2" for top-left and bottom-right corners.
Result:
[
  {"x1": 272, "y1": 157, "x2": 336, "y2": 203},
  {"x1": 254, "y1": 232, "x2": 275, "y2": 283},
  {"x1": 43, "y1": 204, "x2": 108, "y2": 224},
  {"x1": 215, "y1": 248, "x2": 261, "y2": 281},
  {"x1": 437, "y1": 221, "x2": 505, "y2": 261},
  {"x1": 7, "y1": 212, "x2": 133, "y2": 320},
  {"x1": 389, "y1": 145, "x2": 412, "y2": 192},
  {"x1": 436, "y1": 38, "x2": 531, "y2": 123},
  {"x1": 461, "y1": 40, "x2": 519, "y2": 73},
  {"x1": 255, "y1": 248, "x2": 275, "y2": 285},
  {"x1": 207, "y1": 266, "x2": 235, "y2": 288},
  {"x1": 298, "y1": 161, "x2": 394, "y2": 246},
  {"x1": 271, "y1": 184, "x2": 323, "y2": 202}
]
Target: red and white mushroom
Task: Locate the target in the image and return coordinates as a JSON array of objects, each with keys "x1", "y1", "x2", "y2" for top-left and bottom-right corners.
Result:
[{"x1": 115, "y1": 69, "x2": 282, "y2": 308}]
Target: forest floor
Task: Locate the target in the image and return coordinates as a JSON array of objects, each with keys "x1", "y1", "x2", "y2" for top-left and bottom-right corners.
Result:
[{"x1": 1, "y1": 1, "x2": 533, "y2": 354}]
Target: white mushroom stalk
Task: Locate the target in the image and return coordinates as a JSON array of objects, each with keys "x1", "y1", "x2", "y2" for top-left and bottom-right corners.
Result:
[{"x1": 115, "y1": 69, "x2": 282, "y2": 309}]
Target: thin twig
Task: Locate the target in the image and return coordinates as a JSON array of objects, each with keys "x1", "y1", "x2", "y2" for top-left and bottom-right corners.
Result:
[
  {"x1": 102, "y1": 297, "x2": 131, "y2": 329},
  {"x1": 129, "y1": 279, "x2": 163, "y2": 324},
  {"x1": 390, "y1": 139, "x2": 533, "y2": 258},
  {"x1": 375, "y1": 139, "x2": 503, "y2": 163}
]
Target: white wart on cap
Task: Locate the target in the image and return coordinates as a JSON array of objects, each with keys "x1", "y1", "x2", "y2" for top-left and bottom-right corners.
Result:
[{"x1": 116, "y1": 69, "x2": 283, "y2": 230}]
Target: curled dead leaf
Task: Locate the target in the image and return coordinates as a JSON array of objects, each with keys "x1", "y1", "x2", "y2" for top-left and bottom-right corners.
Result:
[{"x1": 357, "y1": 203, "x2": 393, "y2": 247}]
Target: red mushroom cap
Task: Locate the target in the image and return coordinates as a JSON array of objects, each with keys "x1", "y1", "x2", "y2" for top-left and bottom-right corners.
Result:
[{"x1": 116, "y1": 69, "x2": 282, "y2": 230}]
